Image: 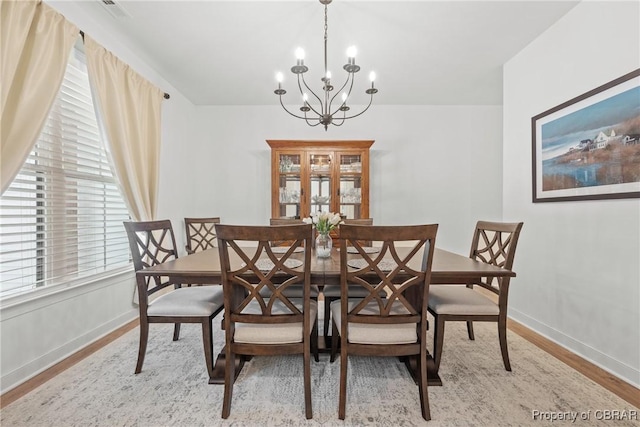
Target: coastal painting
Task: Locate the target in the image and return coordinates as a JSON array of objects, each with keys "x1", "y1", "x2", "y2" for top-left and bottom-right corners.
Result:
[{"x1": 532, "y1": 69, "x2": 640, "y2": 202}]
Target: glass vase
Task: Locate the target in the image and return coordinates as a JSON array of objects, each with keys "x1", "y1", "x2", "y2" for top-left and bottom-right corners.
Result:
[{"x1": 315, "y1": 232, "x2": 332, "y2": 258}]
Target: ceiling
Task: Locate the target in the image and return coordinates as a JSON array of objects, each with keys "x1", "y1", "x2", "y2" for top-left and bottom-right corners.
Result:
[{"x1": 57, "y1": 0, "x2": 580, "y2": 106}]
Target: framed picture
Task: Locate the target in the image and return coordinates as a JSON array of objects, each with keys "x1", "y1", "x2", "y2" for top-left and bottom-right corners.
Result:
[{"x1": 532, "y1": 68, "x2": 640, "y2": 203}]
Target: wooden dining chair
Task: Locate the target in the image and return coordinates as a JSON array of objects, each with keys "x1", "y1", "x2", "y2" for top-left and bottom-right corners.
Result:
[
  {"x1": 216, "y1": 223, "x2": 317, "y2": 419},
  {"x1": 428, "y1": 220, "x2": 523, "y2": 372},
  {"x1": 185, "y1": 217, "x2": 220, "y2": 254},
  {"x1": 123, "y1": 220, "x2": 224, "y2": 382},
  {"x1": 322, "y1": 218, "x2": 374, "y2": 345},
  {"x1": 330, "y1": 223, "x2": 438, "y2": 421}
]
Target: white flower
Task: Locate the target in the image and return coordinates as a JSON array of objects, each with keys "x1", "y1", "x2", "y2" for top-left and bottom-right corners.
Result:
[{"x1": 306, "y1": 211, "x2": 342, "y2": 234}]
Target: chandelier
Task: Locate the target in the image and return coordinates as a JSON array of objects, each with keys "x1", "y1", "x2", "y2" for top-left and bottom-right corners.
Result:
[{"x1": 274, "y1": 0, "x2": 378, "y2": 131}]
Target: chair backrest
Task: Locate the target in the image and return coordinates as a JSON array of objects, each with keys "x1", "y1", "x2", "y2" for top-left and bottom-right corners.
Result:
[
  {"x1": 339, "y1": 218, "x2": 373, "y2": 246},
  {"x1": 470, "y1": 220, "x2": 524, "y2": 293},
  {"x1": 338, "y1": 224, "x2": 438, "y2": 325},
  {"x1": 216, "y1": 224, "x2": 313, "y2": 326},
  {"x1": 123, "y1": 220, "x2": 179, "y2": 298},
  {"x1": 185, "y1": 217, "x2": 221, "y2": 254},
  {"x1": 269, "y1": 217, "x2": 304, "y2": 246}
]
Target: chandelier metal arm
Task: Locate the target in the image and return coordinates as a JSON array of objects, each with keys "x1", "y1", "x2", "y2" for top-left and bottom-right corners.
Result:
[
  {"x1": 278, "y1": 96, "x2": 319, "y2": 121},
  {"x1": 328, "y1": 73, "x2": 356, "y2": 116},
  {"x1": 338, "y1": 92, "x2": 375, "y2": 120},
  {"x1": 298, "y1": 74, "x2": 324, "y2": 117}
]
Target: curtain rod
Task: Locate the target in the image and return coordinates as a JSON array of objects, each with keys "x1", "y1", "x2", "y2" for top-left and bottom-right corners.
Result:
[{"x1": 79, "y1": 30, "x2": 170, "y2": 100}]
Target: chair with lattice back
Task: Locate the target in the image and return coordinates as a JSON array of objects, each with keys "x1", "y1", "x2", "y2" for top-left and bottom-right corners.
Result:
[
  {"x1": 427, "y1": 220, "x2": 523, "y2": 372},
  {"x1": 215, "y1": 223, "x2": 316, "y2": 419},
  {"x1": 330, "y1": 223, "x2": 438, "y2": 421},
  {"x1": 185, "y1": 217, "x2": 221, "y2": 254},
  {"x1": 123, "y1": 220, "x2": 224, "y2": 382}
]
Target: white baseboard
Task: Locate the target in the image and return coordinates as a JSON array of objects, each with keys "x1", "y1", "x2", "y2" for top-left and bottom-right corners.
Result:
[
  {"x1": 1, "y1": 309, "x2": 137, "y2": 394},
  {"x1": 509, "y1": 308, "x2": 640, "y2": 389}
]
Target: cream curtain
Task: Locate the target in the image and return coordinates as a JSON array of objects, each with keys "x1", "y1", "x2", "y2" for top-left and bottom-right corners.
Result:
[
  {"x1": 84, "y1": 35, "x2": 163, "y2": 221},
  {"x1": 0, "y1": 0, "x2": 78, "y2": 194}
]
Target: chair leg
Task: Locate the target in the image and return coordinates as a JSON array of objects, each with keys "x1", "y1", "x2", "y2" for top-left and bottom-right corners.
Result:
[
  {"x1": 498, "y1": 317, "x2": 511, "y2": 371},
  {"x1": 466, "y1": 320, "x2": 475, "y2": 340},
  {"x1": 135, "y1": 319, "x2": 149, "y2": 374},
  {"x1": 433, "y1": 316, "x2": 445, "y2": 372},
  {"x1": 323, "y1": 296, "x2": 332, "y2": 347},
  {"x1": 222, "y1": 346, "x2": 234, "y2": 419},
  {"x1": 173, "y1": 323, "x2": 181, "y2": 341},
  {"x1": 330, "y1": 320, "x2": 339, "y2": 363},
  {"x1": 338, "y1": 340, "x2": 348, "y2": 420},
  {"x1": 311, "y1": 316, "x2": 319, "y2": 362},
  {"x1": 304, "y1": 341, "x2": 313, "y2": 419},
  {"x1": 201, "y1": 318, "x2": 215, "y2": 381},
  {"x1": 418, "y1": 349, "x2": 431, "y2": 421}
]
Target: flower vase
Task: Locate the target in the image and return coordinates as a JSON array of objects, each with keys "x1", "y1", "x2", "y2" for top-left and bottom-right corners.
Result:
[{"x1": 315, "y1": 232, "x2": 332, "y2": 258}]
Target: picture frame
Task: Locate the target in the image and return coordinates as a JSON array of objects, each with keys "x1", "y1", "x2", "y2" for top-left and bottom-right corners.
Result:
[{"x1": 532, "y1": 68, "x2": 640, "y2": 203}]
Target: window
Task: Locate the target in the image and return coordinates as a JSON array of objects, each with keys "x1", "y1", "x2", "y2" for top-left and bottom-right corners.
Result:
[{"x1": 0, "y1": 46, "x2": 131, "y2": 297}]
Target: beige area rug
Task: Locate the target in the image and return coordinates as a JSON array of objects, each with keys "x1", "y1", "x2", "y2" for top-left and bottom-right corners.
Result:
[{"x1": 2, "y1": 310, "x2": 637, "y2": 427}]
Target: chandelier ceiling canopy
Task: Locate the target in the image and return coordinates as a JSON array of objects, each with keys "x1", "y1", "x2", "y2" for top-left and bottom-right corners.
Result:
[{"x1": 274, "y1": 0, "x2": 378, "y2": 131}]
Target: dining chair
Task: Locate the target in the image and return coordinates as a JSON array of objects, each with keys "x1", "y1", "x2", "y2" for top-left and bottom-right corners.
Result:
[
  {"x1": 185, "y1": 217, "x2": 220, "y2": 254},
  {"x1": 321, "y1": 218, "x2": 374, "y2": 345},
  {"x1": 330, "y1": 223, "x2": 438, "y2": 421},
  {"x1": 123, "y1": 220, "x2": 224, "y2": 382},
  {"x1": 216, "y1": 223, "x2": 317, "y2": 419},
  {"x1": 427, "y1": 220, "x2": 523, "y2": 372}
]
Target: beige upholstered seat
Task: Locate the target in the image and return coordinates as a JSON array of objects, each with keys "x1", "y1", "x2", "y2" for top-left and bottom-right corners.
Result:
[
  {"x1": 331, "y1": 223, "x2": 438, "y2": 421},
  {"x1": 147, "y1": 286, "x2": 223, "y2": 317},
  {"x1": 428, "y1": 220, "x2": 523, "y2": 372},
  {"x1": 123, "y1": 220, "x2": 224, "y2": 383},
  {"x1": 216, "y1": 223, "x2": 316, "y2": 419},
  {"x1": 428, "y1": 286, "x2": 500, "y2": 315},
  {"x1": 330, "y1": 299, "x2": 417, "y2": 344}
]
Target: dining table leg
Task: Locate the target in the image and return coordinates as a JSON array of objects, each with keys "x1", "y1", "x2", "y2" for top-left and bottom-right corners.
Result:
[
  {"x1": 402, "y1": 354, "x2": 443, "y2": 387},
  {"x1": 209, "y1": 345, "x2": 245, "y2": 385}
]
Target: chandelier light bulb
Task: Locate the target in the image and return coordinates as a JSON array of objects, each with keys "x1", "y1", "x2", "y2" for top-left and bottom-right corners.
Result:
[
  {"x1": 303, "y1": 93, "x2": 309, "y2": 102},
  {"x1": 346, "y1": 46, "x2": 357, "y2": 58},
  {"x1": 326, "y1": 71, "x2": 332, "y2": 80},
  {"x1": 276, "y1": 72, "x2": 284, "y2": 83},
  {"x1": 369, "y1": 71, "x2": 376, "y2": 82},
  {"x1": 341, "y1": 92, "x2": 348, "y2": 103},
  {"x1": 295, "y1": 47, "x2": 305, "y2": 60}
]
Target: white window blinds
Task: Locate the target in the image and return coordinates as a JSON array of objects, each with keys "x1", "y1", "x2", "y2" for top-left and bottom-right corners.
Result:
[{"x1": 0, "y1": 47, "x2": 131, "y2": 297}]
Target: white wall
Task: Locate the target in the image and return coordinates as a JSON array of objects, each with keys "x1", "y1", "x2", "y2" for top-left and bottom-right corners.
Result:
[
  {"x1": 0, "y1": 1, "x2": 199, "y2": 393},
  {"x1": 503, "y1": 1, "x2": 640, "y2": 386},
  {"x1": 191, "y1": 104, "x2": 503, "y2": 254}
]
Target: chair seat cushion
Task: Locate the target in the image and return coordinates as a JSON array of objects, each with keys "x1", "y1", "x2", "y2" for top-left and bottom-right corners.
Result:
[
  {"x1": 234, "y1": 299, "x2": 318, "y2": 345},
  {"x1": 330, "y1": 299, "x2": 417, "y2": 345},
  {"x1": 147, "y1": 286, "x2": 224, "y2": 317},
  {"x1": 428, "y1": 286, "x2": 499, "y2": 315}
]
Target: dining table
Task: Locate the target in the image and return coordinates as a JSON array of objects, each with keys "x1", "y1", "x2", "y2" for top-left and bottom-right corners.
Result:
[{"x1": 136, "y1": 246, "x2": 515, "y2": 386}]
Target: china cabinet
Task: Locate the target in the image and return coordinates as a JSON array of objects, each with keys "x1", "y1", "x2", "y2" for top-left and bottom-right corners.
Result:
[{"x1": 267, "y1": 140, "x2": 373, "y2": 221}]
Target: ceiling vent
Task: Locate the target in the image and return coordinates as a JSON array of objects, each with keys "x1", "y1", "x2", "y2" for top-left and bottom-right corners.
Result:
[{"x1": 99, "y1": 0, "x2": 132, "y2": 19}]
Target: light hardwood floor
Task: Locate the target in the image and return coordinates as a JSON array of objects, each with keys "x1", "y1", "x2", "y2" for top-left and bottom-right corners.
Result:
[{"x1": 1, "y1": 317, "x2": 638, "y2": 409}]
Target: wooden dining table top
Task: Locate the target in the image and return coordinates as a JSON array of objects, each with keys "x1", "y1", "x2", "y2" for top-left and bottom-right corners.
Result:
[{"x1": 136, "y1": 246, "x2": 515, "y2": 285}]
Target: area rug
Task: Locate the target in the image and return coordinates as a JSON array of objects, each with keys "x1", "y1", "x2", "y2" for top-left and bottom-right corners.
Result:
[{"x1": 1, "y1": 309, "x2": 637, "y2": 426}]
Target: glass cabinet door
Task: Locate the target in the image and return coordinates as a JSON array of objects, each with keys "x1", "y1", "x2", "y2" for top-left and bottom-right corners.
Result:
[
  {"x1": 338, "y1": 153, "x2": 363, "y2": 219},
  {"x1": 309, "y1": 153, "x2": 332, "y2": 215},
  {"x1": 277, "y1": 153, "x2": 301, "y2": 218}
]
